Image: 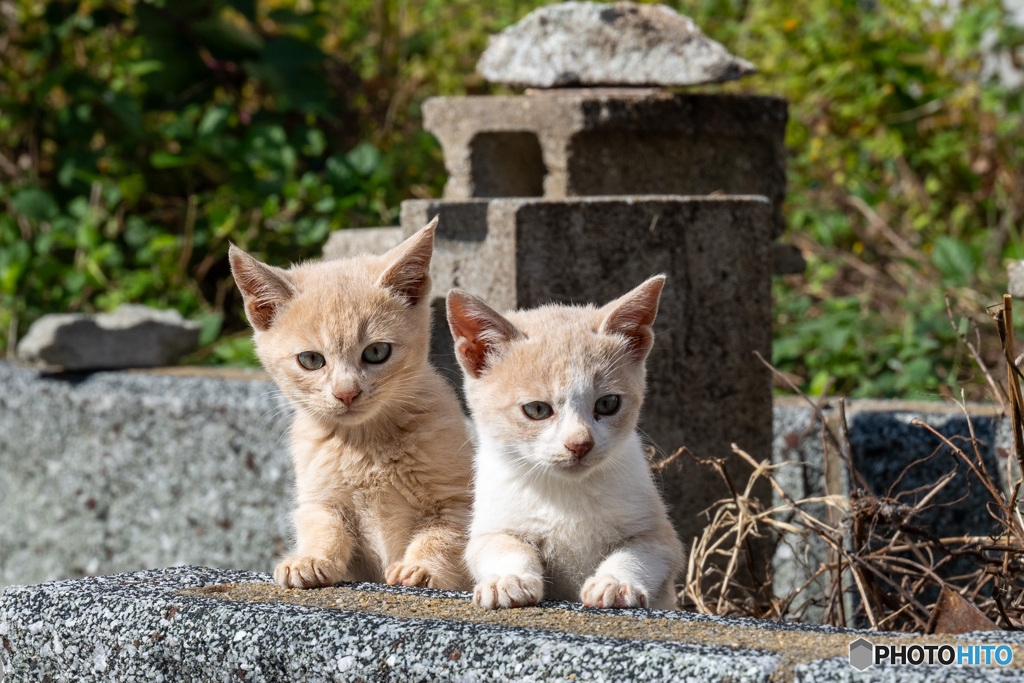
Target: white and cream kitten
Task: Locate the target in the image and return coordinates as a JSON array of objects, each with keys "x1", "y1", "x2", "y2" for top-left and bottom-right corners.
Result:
[
  {"x1": 447, "y1": 276, "x2": 685, "y2": 610},
  {"x1": 229, "y1": 218, "x2": 472, "y2": 591}
]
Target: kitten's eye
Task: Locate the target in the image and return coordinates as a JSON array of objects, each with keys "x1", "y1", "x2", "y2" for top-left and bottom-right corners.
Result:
[
  {"x1": 362, "y1": 342, "x2": 392, "y2": 364},
  {"x1": 297, "y1": 351, "x2": 325, "y2": 371},
  {"x1": 594, "y1": 395, "x2": 620, "y2": 416},
  {"x1": 522, "y1": 402, "x2": 553, "y2": 420}
]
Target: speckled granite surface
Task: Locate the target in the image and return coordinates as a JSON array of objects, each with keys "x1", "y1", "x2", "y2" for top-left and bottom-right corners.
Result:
[
  {"x1": 0, "y1": 362, "x2": 290, "y2": 588},
  {"x1": 0, "y1": 567, "x2": 777, "y2": 682},
  {"x1": 3, "y1": 567, "x2": 1023, "y2": 682}
]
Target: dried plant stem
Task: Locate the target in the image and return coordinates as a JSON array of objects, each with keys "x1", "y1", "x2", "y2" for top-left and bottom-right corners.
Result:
[
  {"x1": 946, "y1": 295, "x2": 1006, "y2": 411},
  {"x1": 685, "y1": 327, "x2": 1024, "y2": 631}
]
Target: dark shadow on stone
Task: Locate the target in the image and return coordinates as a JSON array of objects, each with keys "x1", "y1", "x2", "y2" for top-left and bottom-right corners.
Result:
[
  {"x1": 417, "y1": 202, "x2": 490, "y2": 243},
  {"x1": 567, "y1": 129, "x2": 778, "y2": 200},
  {"x1": 470, "y1": 131, "x2": 547, "y2": 198},
  {"x1": 37, "y1": 370, "x2": 95, "y2": 386},
  {"x1": 428, "y1": 296, "x2": 467, "y2": 412}
]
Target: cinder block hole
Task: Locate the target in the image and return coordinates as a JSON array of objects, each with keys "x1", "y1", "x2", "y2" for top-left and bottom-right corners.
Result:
[{"x1": 469, "y1": 132, "x2": 547, "y2": 197}]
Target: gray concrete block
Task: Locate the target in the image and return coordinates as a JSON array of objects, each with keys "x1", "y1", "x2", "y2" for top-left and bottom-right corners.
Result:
[
  {"x1": 477, "y1": 2, "x2": 755, "y2": 88},
  {"x1": 772, "y1": 403, "x2": 848, "y2": 625},
  {"x1": 423, "y1": 91, "x2": 788, "y2": 236},
  {"x1": 0, "y1": 363, "x2": 290, "y2": 588},
  {"x1": 401, "y1": 196, "x2": 774, "y2": 551},
  {"x1": 15, "y1": 305, "x2": 201, "y2": 371},
  {"x1": 321, "y1": 226, "x2": 403, "y2": 261}
]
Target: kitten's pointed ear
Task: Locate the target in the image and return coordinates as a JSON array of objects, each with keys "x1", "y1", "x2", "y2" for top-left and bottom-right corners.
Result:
[
  {"x1": 599, "y1": 275, "x2": 666, "y2": 361},
  {"x1": 446, "y1": 289, "x2": 523, "y2": 379},
  {"x1": 228, "y1": 244, "x2": 297, "y2": 332},
  {"x1": 378, "y1": 216, "x2": 437, "y2": 305}
]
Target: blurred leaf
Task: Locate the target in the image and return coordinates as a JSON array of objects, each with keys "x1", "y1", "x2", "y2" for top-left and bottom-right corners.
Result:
[
  {"x1": 347, "y1": 142, "x2": 381, "y2": 176},
  {"x1": 932, "y1": 236, "x2": 975, "y2": 284},
  {"x1": 150, "y1": 151, "x2": 190, "y2": 168},
  {"x1": 11, "y1": 189, "x2": 59, "y2": 221}
]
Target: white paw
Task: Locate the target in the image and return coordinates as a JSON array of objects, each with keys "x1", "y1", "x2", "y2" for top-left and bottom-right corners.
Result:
[
  {"x1": 580, "y1": 574, "x2": 648, "y2": 608},
  {"x1": 385, "y1": 562, "x2": 434, "y2": 588},
  {"x1": 273, "y1": 555, "x2": 344, "y2": 589},
  {"x1": 473, "y1": 574, "x2": 543, "y2": 609}
]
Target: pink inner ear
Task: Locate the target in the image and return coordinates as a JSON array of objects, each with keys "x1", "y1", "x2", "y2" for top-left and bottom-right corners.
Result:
[
  {"x1": 605, "y1": 313, "x2": 654, "y2": 358},
  {"x1": 601, "y1": 277, "x2": 664, "y2": 359},
  {"x1": 447, "y1": 297, "x2": 491, "y2": 378},
  {"x1": 447, "y1": 292, "x2": 521, "y2": 378},
  {"x1": 229, "y1": 247, "x2": 294, "y2": 332},
  {"x1": 380, "y1": 266, "x2": 429, "y2": 305},
  {"x1": 379, "y1": 230, "x2": 433, "y2": 305}
]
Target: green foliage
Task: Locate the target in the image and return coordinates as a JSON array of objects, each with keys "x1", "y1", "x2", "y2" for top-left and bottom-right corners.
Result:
[
  {"x1": 0, "y1": 0, "x2": 458, "y2": 362},
  {"x1": 1, "y1": 0, "x2": 1019, "y2": 398},
  {"x1": 0, "y1": 0, "x2": 550, "y2": 363},
  {"x1": 687, "y1": 0, "x2": 1022, "y2": 398}
]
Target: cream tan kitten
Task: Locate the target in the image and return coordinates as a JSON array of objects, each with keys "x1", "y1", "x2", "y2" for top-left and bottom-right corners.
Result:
[
  {"x1": 447, "y1": 276, "x2": 685, "y2": 610},
  {"x1": 229, "y1": 218, "x2": 472, "y2": 590}
]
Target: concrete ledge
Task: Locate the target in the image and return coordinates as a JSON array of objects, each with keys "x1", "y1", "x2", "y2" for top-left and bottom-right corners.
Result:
[
  {"x1": 3, "y1": 567, "x2": 1023, "y2": 682},
  {"x1": 0, "y1": 363, "x2": 290, "y2": 588}
]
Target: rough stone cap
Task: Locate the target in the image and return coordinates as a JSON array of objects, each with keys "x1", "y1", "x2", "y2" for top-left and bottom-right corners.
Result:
[
  {"x1": 3, "y1": 567, "x2": 1023, "y2": 682},
  {"x1": 477, "y1": 1, "x2": 756, "y2": 88},
  {"x1": 15, "y1": 304, "x2": 201, "y2": 372}
]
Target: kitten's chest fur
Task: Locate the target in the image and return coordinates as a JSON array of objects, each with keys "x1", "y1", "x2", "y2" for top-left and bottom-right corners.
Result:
[
  {"x1": 474, "y1": 442, "x2": 654, "y2": 600},
  {"x1": 292, "y1": 407, "x2": 471, "y2": 580}
]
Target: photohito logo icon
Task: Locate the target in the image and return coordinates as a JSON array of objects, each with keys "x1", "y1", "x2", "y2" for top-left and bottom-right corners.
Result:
[
  {"x1": 848, "y1": 637, "x2": 1013, "y2": 669},
  {"x1": 849, "y1": 637, "x2": 874, "y2": 671}
]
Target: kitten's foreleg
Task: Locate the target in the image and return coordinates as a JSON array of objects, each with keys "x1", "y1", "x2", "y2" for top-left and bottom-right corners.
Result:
[
  {"x1": 466, "y1": 532, "x2": 544, "y2": 609},
  {"x1": 387, "y1": 515, "x2": 468, "y2": 590},
  {"x1": 274, "y1": 502, "x2": 353, "y2": 589},
  {"x1": 581, "y1": 530, "x2": 683, "y2": 610}
]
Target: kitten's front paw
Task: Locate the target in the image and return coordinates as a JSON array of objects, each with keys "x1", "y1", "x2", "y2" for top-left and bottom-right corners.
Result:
[
  {"x1": 385, "y1": 562, "x2": 434, "y2": 588},
  {"x1": 580, "y1": 574, "x2": 648, "y2": 608},
  {"x1": 274, "y1": 555, "x2": 344, "y2": 589},
  {"x1": 473, "y1": 574, "x2": 543, "y2": 609}
]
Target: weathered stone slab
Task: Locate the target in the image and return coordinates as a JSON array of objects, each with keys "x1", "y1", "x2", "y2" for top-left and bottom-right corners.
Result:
[
  {"x1": 423, "y1": 91, "x2": 788, "y2": 236},
  {"x1": 15, "y1": 304, "x2": 201, "y2": 371},
  {"x1": 477, "y1": 2, "x2": 755, "y2": 88},
  {"x1": 400, "y1": 196, "x2": 774, "y2": 548},
  {"x1": 3, "y1": 566, "x2": 1023, "y2": 682},
  {"x1": 0, "y1": 363, "x2": 289, "y2": 588},
  {"x1": 322, "y1": 226, "x2": 403, "y2": 261}
]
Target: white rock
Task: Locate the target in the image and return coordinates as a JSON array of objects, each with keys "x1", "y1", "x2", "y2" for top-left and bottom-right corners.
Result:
[
  {"x1": 1010, "y1": 260, "x2": 1024, "y2": 299},
  {"x1": 477, "y1": 2, "x2": 755, "y2": 88}
]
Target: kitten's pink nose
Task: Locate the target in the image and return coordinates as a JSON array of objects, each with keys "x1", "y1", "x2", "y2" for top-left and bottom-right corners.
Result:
[
  {"x1": 333, "y1": 387, "x2": 361, "y2": 407},
  {"x1": 565, "y1": 439, "x2": 594, "y2": 459}
]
